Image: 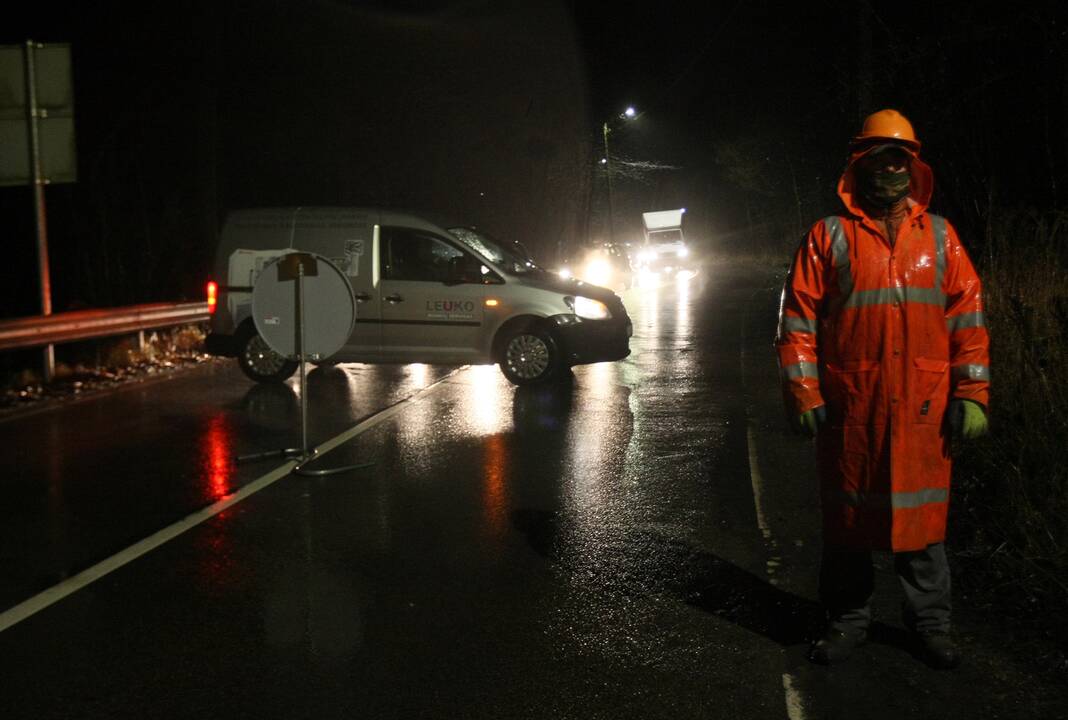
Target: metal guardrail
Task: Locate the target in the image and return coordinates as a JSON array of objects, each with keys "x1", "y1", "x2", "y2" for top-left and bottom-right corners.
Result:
[{"x1": 0, "y1": 302, "x2": 211, "y2": 352}]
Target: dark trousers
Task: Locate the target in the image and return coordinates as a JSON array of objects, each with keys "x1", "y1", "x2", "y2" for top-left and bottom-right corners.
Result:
[{"x1": 818, "y1": 542, "x2": 952, "y2": 634}]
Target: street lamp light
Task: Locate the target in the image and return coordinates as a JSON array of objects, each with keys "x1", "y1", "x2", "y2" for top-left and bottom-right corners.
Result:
[{"x1": 602, "y1": 105, "x2": 636, "y2": 245}]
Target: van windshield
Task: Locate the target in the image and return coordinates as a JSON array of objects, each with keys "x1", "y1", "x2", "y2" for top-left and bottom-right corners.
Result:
[{"x1": 447, "y1": 227, "x2": 538, "y2": 275}]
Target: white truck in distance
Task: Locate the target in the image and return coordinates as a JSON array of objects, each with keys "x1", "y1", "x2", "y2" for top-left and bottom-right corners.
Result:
[{"x1": 633, "y1": 208, "x2": 695, "y2": 279}]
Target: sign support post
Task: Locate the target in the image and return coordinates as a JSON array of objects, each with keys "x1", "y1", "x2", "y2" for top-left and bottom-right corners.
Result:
[
  {"x1": 236, "y1": 253, "x2": 371, "y2": 477},
  {"x1": 3, "y1": 40, "x2": 76, "y2": 382},
  {"x1": 23, "y1": 40, "x2": 54, "y2": 381}
]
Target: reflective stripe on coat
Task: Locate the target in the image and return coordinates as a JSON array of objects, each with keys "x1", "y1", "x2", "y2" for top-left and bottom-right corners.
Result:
[{"x1": 775, "y1": 147, "x2": 990, "y2": 552}]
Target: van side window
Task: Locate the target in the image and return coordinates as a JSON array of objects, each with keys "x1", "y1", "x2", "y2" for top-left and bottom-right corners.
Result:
[{"x1": 382, "y1": 227, "x2": 465, "y2": 283}]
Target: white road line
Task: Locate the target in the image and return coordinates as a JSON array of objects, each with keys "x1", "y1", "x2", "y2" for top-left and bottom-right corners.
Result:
[
  {"x1": 743, "y1": 291, "x2": 811, "y2": 720},
  {"x1": 782, "y1": 673, "x2": 807, "y2": 720},
  {"x1": 0, "y1": 369, "x2": 462, "y2": 634},
  {"x1": 746, "y1": 420, "x2": 772, "y2": 541},
  {"x1": 746, "y1": 404, "x2": 810, "y2": 720}
]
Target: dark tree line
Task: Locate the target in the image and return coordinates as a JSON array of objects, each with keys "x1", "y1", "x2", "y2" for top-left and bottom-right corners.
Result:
[
  {"x1": 3, "y1": 1, "x2": 1065, "y2": 317},
  {"x1": 1, "y1": 0, "x2": 593, "y2": 317},
  {"x1": 703, "y1": 1, "x2": 1068, "y2": 254}
]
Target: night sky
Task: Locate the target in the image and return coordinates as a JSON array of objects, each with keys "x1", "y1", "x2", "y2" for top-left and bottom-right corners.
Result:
[{"x1": 1, "y1": 1, "x2": 1065, "y2": 317}]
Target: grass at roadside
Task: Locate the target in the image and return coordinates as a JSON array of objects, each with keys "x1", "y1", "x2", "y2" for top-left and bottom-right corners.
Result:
[
  {"x1": 0, "y1": 324, "x2": 214, "y2": 416},
  {"x1": 949, "y1": 209, "x2": 1068, "y2": 675}
]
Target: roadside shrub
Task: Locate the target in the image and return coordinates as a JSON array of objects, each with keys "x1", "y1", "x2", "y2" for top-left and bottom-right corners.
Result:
[
  {"x1": 951, "y1": 208, "x2": 1068, "y2": 666},
  {"x1": 0, "y1": 323, "x2": 212, "y2": 412}
]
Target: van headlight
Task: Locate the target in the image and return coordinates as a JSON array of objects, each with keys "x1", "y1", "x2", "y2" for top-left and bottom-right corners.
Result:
[{"x1": 565, "y1": 295, "x2": 611, "y2": 320}]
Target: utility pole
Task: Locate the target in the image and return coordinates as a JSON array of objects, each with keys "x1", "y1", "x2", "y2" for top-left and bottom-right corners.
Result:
[{"x1": 602, "y1": 121, "x2": 615, "y2": 245}]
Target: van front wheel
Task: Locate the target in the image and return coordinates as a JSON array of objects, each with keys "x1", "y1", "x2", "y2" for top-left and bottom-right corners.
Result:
[
  {"x1": 237, "y1": 328, "x2": 298, "y2": 383},
  {"x1": 498, "y1": 327, "x2": 562, "y2": 385}
]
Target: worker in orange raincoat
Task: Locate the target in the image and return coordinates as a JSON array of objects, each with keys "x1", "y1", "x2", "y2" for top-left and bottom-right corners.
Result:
[{"x1": 776, "y1": 109, "x2": 990, "y2": 669}]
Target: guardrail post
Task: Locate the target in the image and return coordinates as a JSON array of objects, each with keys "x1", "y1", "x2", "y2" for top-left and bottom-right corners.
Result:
[{"x1": 43, "y1": 345, "x2": 55, "y2": 382}]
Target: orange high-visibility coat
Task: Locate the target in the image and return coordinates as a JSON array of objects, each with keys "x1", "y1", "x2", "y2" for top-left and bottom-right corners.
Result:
[{"x1": 776, "y1": 148, "x2": 990, "y2": 552}]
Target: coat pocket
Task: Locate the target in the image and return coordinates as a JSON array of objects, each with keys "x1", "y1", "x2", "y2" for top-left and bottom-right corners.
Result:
[
  {"x1": 824, "y1": 359, "x2": 880, "y2": 426},
  {"x1": 912, "y1": 357, "x2": 950, "y2": 425}
]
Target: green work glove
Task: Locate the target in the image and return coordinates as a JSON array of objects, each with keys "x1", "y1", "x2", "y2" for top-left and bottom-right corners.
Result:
[
  {"x1": 946, "y1": 399, "x2": 988, "y2": 440},
  {"x1": 794, "y1": 405, "x2": 827, "y2": 438}
]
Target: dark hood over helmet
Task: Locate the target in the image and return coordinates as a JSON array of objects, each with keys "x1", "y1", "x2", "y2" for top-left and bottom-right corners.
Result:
[{"x1": 837, "y1": 143, "x2": 934, "y2": 221}]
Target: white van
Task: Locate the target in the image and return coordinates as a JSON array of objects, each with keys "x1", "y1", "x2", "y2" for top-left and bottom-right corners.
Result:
[{"x1": 205, "y1": 207, "x2": 632, "y2": 385}]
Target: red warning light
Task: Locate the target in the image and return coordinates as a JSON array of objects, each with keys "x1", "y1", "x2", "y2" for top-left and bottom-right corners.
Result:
[{"x1": 207, "y1": 281, "x2": 218, "y2": 314}]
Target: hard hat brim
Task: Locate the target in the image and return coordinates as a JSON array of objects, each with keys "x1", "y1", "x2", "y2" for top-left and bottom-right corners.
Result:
[{"x1": 850, "y1": 136, "x2": 921, "y2": 153}]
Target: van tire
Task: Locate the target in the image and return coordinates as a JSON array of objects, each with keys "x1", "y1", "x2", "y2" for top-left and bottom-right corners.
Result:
[
  {"x1": 497, "y1": 324, "x2": 562, "y2": 386},
  {"x1": 236, "y1": 325, "x2": 298, "y2": 383}
]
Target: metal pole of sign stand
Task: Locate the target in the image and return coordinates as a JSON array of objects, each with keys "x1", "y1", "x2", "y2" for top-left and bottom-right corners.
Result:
[
  {"x1": 236, "y1": 253, "x2": 372, "y2": 476},
  {"x1": 290, "y1": 260, "x2": 372, "y2": 476}
]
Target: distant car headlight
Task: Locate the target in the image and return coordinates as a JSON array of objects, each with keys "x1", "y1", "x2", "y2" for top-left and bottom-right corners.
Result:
[
  {"x1": 676, "y1": 245, "x2": 689, "y2": 258},
  {"x1": 558, "y1": 267, "x2": 572, "y2": 279},
  {"x1": 566, "y1": 295, "x2": 612, "y2": 320},
  {"x1": 583, "y1": 258, "x2": 612, "y2": 287}
]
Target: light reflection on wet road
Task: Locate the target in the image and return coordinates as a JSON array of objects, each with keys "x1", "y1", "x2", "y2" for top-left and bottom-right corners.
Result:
[
  {"x1": 0, "y1": 267, "x2": 1063, "y2": 719},
  {"x1": 0, "y1": 361, "x2": 458, "y2": 610}
]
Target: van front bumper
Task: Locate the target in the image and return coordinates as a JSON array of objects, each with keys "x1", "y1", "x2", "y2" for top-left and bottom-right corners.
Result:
[{"x1": 552, "y1": 315, "x2": 632, "y2": 366}]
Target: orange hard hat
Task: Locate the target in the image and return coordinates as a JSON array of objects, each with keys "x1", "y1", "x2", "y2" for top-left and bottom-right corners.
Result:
[{"x1": 851, "y1": 109, "x2": 921, "y2": 152}]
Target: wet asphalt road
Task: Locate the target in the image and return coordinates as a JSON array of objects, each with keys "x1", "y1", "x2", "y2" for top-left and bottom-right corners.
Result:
[{"x1": 0, "y1": 264, "x2": 1064, "y2": 719}]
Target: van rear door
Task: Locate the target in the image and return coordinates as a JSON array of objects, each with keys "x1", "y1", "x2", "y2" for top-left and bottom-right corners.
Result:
[{"x1": 292, "y1": 209, "x2": 380, "y2": 353}]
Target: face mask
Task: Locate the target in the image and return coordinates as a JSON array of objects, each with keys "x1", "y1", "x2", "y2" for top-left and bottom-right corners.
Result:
[{"x1": 859, "y1": 167, "x2": 911, "y2": 208}]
